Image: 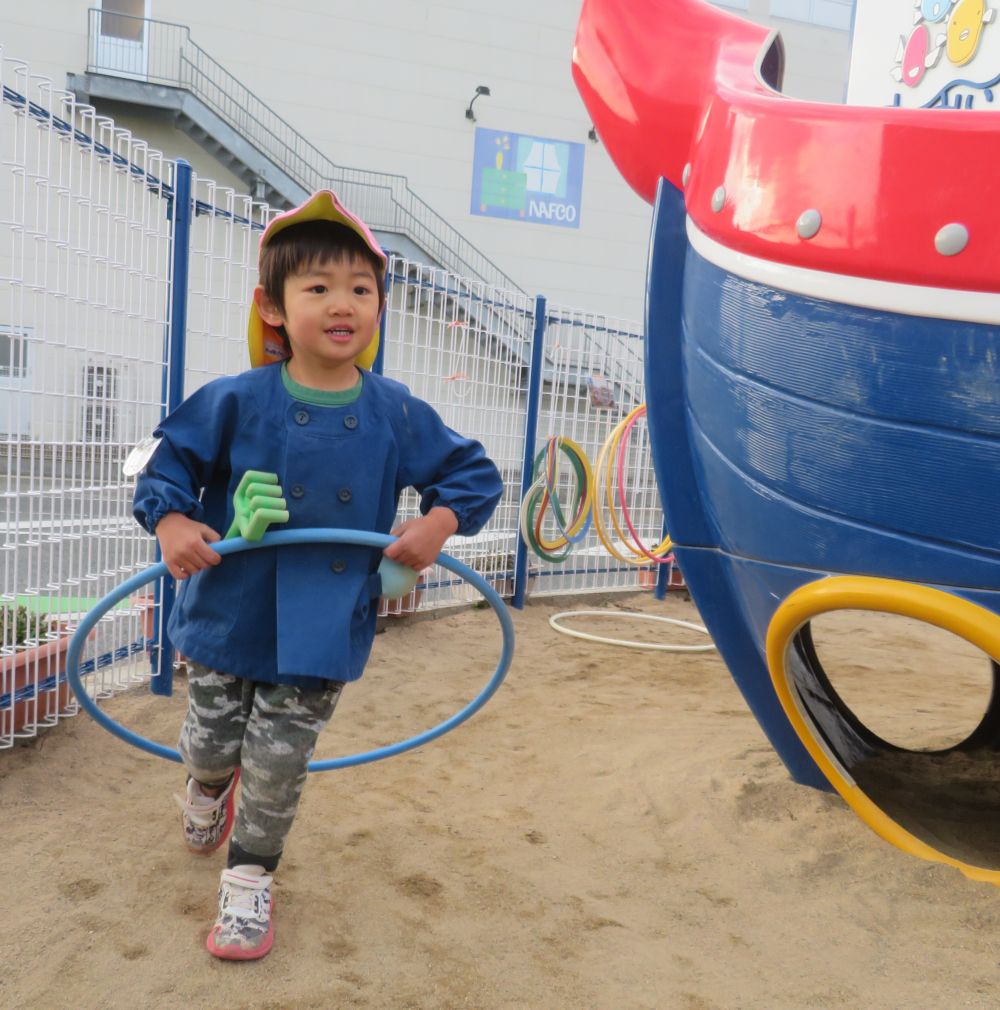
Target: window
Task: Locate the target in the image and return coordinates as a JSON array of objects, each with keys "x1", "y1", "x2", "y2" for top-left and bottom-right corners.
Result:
[
  {"x1": 770, "y1": 0, "x2": 854, "y2": 31},
  {"x1": 0, "y1": 329, "x2": 28, "y2": 379},
  {"x1": 84, "y1": 365, "x2": 119, "y2": 442},
  {"x1": 521, "y1": 142, "x2": 564, "y2": 196},
  {"x1": 99, "y1": 0, "x2": 146, "y2": 42}
]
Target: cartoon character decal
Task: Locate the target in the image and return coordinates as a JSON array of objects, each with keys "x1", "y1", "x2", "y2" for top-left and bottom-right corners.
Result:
[
  {"x1": 947, "y1": 0, "x2": 995, "y2": 65},
  {"x1": 891, "y1": 0, "x2": 997, "y2": 105},
  {"x1": 918, "y1": 0, "x2": 951, "y2": 23},
  {"x1": 892, "y1": 24, "x2": 944, "y2": 85}
]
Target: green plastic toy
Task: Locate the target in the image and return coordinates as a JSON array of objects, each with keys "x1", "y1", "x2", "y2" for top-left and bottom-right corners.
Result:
[
  {"x1": 223, "y1": 469, "x2": 418, "y2": 599},
  {"x1": 225, "y1": 470, "x2": 290, "y2": 541}
]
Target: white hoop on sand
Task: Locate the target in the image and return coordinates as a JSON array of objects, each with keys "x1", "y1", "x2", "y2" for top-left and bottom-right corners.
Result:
[{"x1": 548, "y1": 609, "x2": 717, "y2": 653}]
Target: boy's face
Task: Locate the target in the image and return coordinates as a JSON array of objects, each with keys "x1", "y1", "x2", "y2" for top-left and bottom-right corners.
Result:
[{"x1": 253, "y1": 253, "x2": 381, "y2": 388}]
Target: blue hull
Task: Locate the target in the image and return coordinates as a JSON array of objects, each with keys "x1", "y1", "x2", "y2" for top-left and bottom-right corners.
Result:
[{"x1": 645, "y1": 181, "x2": 1000, "y2": 876}]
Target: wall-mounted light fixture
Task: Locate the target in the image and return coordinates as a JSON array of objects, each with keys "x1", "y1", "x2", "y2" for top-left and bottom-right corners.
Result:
[
  {"x1": 587, "y1": 125, "x2": 599, "y2": 143},
  {"x1": 465, "y1": 85, "x2": 491, "y2": 122}
]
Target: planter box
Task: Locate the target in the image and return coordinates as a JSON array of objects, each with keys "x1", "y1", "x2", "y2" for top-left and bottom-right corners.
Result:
[
  {"x1": 638, "y1": 562, "x2": 686, "y2": 590},
  {"x1": 1, "y1": 628, "x2": 75, "y2": 736},
  {"x1": 131, "y1": 593, "x2": 158, "y2": 642}
]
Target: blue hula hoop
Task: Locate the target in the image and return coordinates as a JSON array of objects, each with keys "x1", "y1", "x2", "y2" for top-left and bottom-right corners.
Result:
[{"x1": 65, "y1": 528, "x2": 515, "y2": 771}]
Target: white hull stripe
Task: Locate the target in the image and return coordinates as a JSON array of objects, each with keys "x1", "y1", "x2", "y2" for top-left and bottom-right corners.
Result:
[{"x1": 686, "y1": 219, "x2": 1000, "y2": 327}]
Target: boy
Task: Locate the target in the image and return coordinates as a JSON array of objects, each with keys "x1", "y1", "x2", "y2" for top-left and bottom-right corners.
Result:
[{"x1": 132, "y1": 190, "x2": 503, "y2": 960}]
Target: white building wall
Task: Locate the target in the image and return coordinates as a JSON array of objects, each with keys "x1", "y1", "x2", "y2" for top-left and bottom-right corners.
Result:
[
  {"x1": 732, "y1": 0, "x2": 854, "y2": 102},
  {"x1": 847, "y1": 0, "x2": 1000, "y2": 110},
  {"x1": 96, "y1": 103, "x2": 249, "y2": 195},
  {"x1": 2, "y1": 1, "x2": 855, "y2": 323}
]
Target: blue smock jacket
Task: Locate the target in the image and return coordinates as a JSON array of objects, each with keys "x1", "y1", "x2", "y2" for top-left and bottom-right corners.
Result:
[{"x1": 133, "y1": 364, "x2": 503, "y2": 684}]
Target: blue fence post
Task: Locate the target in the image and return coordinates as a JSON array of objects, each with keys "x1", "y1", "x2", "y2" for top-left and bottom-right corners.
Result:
[
  {"x1": 150, "y1": 158, "x2": 193, "y2": 697},
  {"x1": 654, "y1": 517, "x2": 671, "y2": 600},
  {"x1": 512, "y1": 295, "x2": 547, "y2": 610}
]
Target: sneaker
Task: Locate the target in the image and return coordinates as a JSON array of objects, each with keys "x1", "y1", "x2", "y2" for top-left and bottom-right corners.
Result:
[
  {"x1": 206, "y1": 865, "x2": 275, "y2": 960},
  {"x1": 174, "y1": 770, "x2": 240, "y2": 855}
]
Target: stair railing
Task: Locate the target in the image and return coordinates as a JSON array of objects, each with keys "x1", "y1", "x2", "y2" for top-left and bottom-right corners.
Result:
[{"x1": 85, "y1": 8, "x2": 523, "y2": 293}]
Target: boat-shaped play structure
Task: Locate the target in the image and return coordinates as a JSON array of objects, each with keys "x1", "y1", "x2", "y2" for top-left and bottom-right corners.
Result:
[{"x1": 573, "y1": 0, "x2": 1000, "y2": 882}]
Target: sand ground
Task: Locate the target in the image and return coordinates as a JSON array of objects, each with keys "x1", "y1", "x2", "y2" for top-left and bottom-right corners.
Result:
[{"x1": 2, "y1": 590, "x2": 999, "y2": 1010}]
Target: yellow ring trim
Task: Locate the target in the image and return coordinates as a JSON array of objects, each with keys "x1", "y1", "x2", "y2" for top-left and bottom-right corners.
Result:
[{"x1": 766, "y1": 575, "x2": 1000, "y2": 884}]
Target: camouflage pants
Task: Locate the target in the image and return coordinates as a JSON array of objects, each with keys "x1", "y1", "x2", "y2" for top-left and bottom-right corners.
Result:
[{"x1": 178, "y1": 662, "x2": 343, "y2": 867}]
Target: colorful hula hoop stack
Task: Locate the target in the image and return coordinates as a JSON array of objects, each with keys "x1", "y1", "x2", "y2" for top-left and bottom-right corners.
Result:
[
  {"x1": 519, "y1": 408, "x2": 675, "y2": 570},
  {"x1": 519, "y1": 436, "x2": 594, "y2": 563},
  {"x1": 592, "y1": 405, "x2": 673, "y2": 567}
]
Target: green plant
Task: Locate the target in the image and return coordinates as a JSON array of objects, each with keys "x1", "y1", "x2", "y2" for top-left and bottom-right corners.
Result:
[{"x1": 1, "y1": 605, "x2": 50, "y2": 650}]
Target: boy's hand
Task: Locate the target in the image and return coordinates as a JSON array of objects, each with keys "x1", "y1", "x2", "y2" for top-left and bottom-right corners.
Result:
[
  {"x1": 384, "y1": 507, "x2": 458, "y2": 571},
  {"x1": 155, "y1": 512, "x2": 222, "y2": 581}
]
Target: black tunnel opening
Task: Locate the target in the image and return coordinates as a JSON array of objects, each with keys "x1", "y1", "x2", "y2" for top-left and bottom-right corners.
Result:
[{"x1": 790, "y1": 624, "x2": 1000, "y2": 870}]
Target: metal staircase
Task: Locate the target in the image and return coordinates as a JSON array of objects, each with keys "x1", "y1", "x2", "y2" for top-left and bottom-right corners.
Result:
[
  {"x1": 64, "y1": 9, "x2": 645, "y2": 403},
  {"x1": 67, "y1": 8, "x2": 521, "y2": 292}
]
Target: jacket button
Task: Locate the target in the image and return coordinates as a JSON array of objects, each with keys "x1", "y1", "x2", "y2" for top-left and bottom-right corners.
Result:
[
  {"x1": 294, "y1": 409, "x2": 309, "y2": 425},
  {"x1": 290, "y1": 484, "x2": 305, "y2": 499},
  {"x1": 344, "y1": 415, "x2": 358, "y2": 430},
  {"x1": 337, "y1": 487, "x2": 352, "y2": 503},
  {"x1": 330, "y1": 559, "x2": 346, "y2": 574}
]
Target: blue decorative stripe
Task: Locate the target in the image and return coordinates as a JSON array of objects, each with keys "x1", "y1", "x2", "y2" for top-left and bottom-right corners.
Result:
[{"x1": 0, "y1": 639, "x2": 147, "y2": 712}]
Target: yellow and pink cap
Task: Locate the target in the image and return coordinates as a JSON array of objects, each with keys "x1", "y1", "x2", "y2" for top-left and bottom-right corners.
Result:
[{"x1": 247, "y1": 190, "x2": 388, "y2": 370}]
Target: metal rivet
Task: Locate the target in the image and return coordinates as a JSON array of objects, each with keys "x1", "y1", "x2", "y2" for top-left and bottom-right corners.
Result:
[
  {"x1": 682, "y1": 163, "x2": 691, "y2": 187},
  {"x1": 796, "y1": 209, "x2": 822, "y2": 240},
  {"x1": 338, "y1": 487, "x2": 352, "y2": 503},
  {"x1": 290, "y1": 484, "x2": 304, "y2": 499},
  {"x1": 935, "y1": 223, "x2": 969, "y2": 256},
  {"x1": 294, "y1": 409, "x2": 309, "y2": 425},
  {"x1": 330, "y1": 559, "x2": 346, "y2": 574},
  {"x1": 344, "y1": 415, "x2": 359, "y2": 430},
  {"x1": 711, "y1": 186, "x2": 726, "y2": 213}
]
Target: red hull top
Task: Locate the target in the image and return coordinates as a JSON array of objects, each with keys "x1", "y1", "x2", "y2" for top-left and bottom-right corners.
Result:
[{"x1": 573, "y1": 0, "x2": 1000, "y2": 294}]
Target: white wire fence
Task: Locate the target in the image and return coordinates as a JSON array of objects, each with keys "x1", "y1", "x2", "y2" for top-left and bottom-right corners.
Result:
[{"x1": 0, "y1": 49, "x2": 675, "y2": 748}]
